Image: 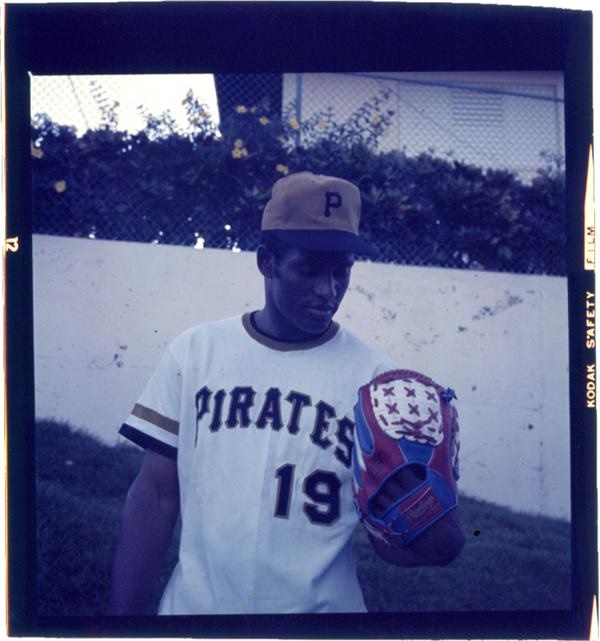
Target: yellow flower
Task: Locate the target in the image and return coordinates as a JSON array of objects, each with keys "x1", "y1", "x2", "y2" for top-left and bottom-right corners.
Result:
[
  {"x1": 231, "y1": 147, "x2": 248, "y2": 159},
  {"x1": 234, "y1": 139, "x2": 244, "y2": 148},
  {"x1": 259, "y1": 116, "x2": 269, "y2": 125},
  {"x1": 54, "y1": 180, "x2": 67, "y2": 193},
  {"x1": 288, "y1": 118, "x2": 300, "y2": 130},
  {"x1": 371, "y1": 114, "x2": 382, "y2": 124},
  {"x1": 276, "y1": 164, "x2": 289, "y2": 175},
  {"x1": 235, "y1": 105, "x2": 247, "y2": 114},
  {"x1": 31, "y1": 144, "x2": 43, "y2": 159}
]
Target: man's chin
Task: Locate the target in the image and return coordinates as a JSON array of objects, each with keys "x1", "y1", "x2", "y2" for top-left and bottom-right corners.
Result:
[{"x1": 299, "y1": 313, "x2": 335, "y2": 337}]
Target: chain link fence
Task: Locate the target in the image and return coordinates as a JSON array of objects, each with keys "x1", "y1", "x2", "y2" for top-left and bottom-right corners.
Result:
[
  {"x1": 288, "y1": 72, "x2": 565, "y2": 183},
  {"x1": 30, "y1": 72, "x2": 567, "y2": 275}
]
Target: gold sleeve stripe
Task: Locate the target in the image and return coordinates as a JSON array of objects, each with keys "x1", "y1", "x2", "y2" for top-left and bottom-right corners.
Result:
[{"x1": 132, "y1": 404, "x2": 179, "y2": 435}]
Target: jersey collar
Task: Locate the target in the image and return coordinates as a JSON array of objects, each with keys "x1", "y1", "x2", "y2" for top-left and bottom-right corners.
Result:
[{"x1": 242, "y1": 312, "x2": 340, "y2": 352}]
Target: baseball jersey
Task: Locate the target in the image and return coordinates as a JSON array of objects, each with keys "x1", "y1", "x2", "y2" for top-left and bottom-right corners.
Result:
[{"x1": 119, "y1": 313, "x2": 397, "y2": 614}]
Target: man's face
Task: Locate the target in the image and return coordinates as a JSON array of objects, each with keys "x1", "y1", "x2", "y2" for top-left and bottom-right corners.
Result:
[{"x1": 266, "y1": 246, "x2": 355, "y2": 339}]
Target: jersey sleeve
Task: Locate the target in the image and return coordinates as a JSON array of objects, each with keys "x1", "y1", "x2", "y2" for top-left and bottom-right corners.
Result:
[
  {"x1": 373, "y1": 354, "x2": 400, "y2": 378},
  {"x1": 119, "y1": 346, "x2": 181, "y2": 460}
]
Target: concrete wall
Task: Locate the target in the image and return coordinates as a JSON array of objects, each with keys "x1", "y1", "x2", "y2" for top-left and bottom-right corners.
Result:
[{"x1": 32, "y1": 234, "x2": 571, "y2": 520}]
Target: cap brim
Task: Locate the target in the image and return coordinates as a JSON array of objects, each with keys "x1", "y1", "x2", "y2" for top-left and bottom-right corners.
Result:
[{"x1": 260, "y1": 230, "x2": 379, "y2": 257}]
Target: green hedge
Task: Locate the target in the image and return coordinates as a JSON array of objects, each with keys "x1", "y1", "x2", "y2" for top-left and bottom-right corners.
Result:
[{"x1": 31, "y1": 90, "x2": 566, "y2": 274}]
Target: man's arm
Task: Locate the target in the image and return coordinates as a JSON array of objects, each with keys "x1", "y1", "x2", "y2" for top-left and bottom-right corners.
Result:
[
  {"x1": 367, "y1": 466, "x2": 465, "y2": 567},
  {"x1": 108, "y1": 449, "x2": 180, "y2": 615}
]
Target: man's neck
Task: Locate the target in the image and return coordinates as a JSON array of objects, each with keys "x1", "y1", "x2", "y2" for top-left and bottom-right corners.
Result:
[{"x1": 252, "y1": 309, "x2": 331, "y2": 343}]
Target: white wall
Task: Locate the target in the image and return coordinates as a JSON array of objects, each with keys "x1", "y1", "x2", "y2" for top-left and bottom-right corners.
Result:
[{"x1": 32, "y1": 234, "x2": 571, "y2": 520}]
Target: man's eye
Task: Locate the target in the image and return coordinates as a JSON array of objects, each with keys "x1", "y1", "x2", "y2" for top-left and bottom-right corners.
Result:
[{"x1": 299, "y1": 265, "x2": 319, "y2": 277}]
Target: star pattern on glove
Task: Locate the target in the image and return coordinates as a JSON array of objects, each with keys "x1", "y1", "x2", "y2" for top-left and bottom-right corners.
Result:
[
  {"x1": 408, "y1": 403, "x2": 420, "y2": 416},
  {"x1": 371, "y1": 376, "x2": 445, "y2": 445}
]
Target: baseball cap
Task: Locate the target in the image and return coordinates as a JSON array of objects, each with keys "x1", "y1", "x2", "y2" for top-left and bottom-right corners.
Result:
[{"x1": 260, "y1": 171, "x2": 378, "y2": 256}]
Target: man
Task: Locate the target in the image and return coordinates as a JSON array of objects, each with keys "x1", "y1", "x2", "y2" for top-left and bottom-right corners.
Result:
[{"x1": 109, "y1": 172, "x2": 464, "y2": 615}]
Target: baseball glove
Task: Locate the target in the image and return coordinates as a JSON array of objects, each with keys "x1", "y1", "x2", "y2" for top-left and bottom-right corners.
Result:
[{"x1": 352, "y1": 369, "x2": 460, "y2": 547}]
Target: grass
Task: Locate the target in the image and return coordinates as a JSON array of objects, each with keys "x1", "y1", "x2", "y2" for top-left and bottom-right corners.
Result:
[
  {"x1": 35, "y1": 420, "x2": 571, "y2": 616},
  {"x1": 354, "y1": 497, "x2": 571, "y2": 612}
]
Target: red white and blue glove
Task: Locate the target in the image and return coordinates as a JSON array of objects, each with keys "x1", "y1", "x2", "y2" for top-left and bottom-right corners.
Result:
[{"x1": 352, "y1": 369, "x2": 460, "y2": 547}]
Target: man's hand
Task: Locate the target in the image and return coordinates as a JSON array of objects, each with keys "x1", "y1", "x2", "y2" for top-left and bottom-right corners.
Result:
[
  {"x1": 367, "y1": 466, "x2": 464, "y2": 566},
  {"x1": 352, "y1": 369, "x2": 464, "y2": 565},
  {"x1": 108, "y1": 449, "x2": 180, "y2": 615}
]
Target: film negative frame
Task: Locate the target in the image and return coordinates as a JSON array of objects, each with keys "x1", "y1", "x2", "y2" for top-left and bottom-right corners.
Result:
[{"x1": 4, "y1": 2, "x2": 596, "y2": 638}]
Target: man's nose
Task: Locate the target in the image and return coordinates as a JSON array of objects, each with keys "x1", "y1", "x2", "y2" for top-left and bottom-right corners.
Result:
[{"x1": 314, "y1": 270, "x2": 337, "y2": 299}]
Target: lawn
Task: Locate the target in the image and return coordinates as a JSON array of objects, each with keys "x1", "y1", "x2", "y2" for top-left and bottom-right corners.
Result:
[{"x1": 35, "y1": 420, "x2": 571, "y2": 617}]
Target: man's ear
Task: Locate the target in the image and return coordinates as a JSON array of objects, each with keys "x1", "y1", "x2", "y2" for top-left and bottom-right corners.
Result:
[{"x1": 257, "y1": 245, "x2": 276, "y2": 278}]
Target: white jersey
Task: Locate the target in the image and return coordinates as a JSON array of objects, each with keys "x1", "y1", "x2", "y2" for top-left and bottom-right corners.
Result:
[{"x1": 120, "y1": 313, "x2": 397, "y2": 614}]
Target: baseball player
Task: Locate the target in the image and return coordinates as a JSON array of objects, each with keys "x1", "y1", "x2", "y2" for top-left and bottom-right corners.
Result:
[{"x1": 109, "y1": 172, "x2": 464, "y2": 615}]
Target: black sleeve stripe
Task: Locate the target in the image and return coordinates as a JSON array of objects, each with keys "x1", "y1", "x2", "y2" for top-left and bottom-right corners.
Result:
[{"x1": 119, "y1": 424, "x2": 178, "y2": 461}]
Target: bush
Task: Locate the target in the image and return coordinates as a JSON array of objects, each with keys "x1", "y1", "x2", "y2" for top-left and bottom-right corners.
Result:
[{"x1": 31, "y1": 89, "x2": 566, "y2": 274}]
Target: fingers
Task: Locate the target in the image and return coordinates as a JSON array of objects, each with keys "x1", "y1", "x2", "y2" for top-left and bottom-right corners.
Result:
[
  {"x1": 396, "y1": 464, "x2": 424, "y2": 489},
  {"x1": 371, "y1": 474, "x2": 406, "y2": 517},
  {"x1": 370, "y1": 467, "x2": 424, "y2": 518}
]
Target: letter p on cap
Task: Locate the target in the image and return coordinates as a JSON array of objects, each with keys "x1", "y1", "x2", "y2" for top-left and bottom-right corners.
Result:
[{"x1": 324, "y1": 191, "x2": 342, "y2": 217}]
